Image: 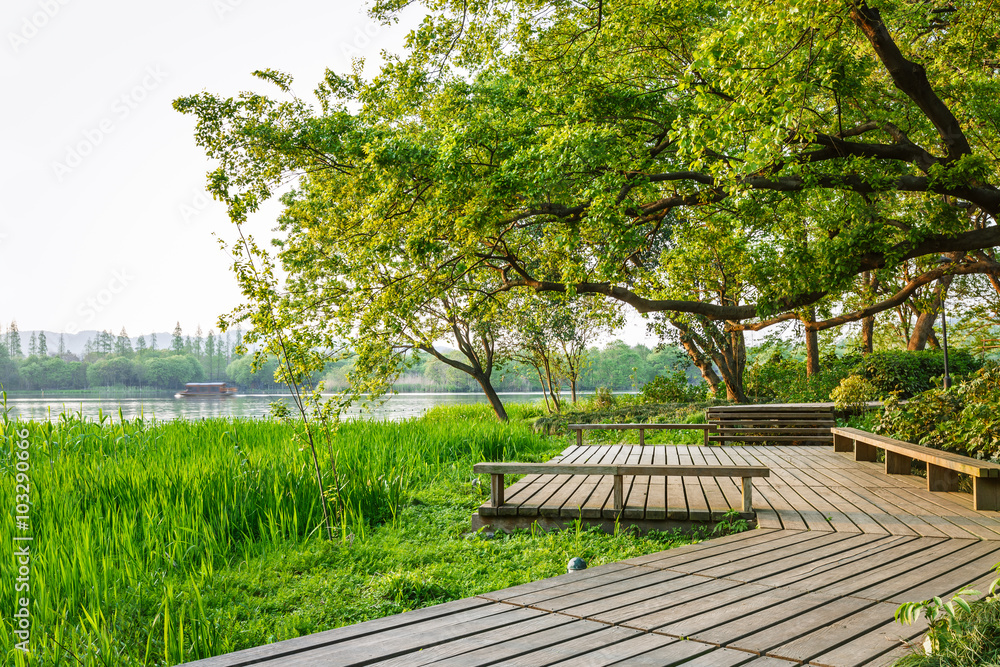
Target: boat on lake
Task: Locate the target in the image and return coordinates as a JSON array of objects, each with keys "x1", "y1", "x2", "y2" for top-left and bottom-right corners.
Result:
[{"x1": 176, "y1": 382, "x2": 238, "y2": 398}]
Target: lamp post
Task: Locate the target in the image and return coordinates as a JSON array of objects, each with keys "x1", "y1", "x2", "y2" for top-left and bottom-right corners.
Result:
[
  {"x1": 937, "y1": 256, "x2": 951, "y2": 390},
  {"x1": 941, "y1": 298, "x2": 950, "y2": 390}
]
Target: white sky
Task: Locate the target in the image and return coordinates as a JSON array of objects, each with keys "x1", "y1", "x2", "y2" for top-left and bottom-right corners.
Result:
[{"x1": 0, "y1": 0, "x2": 665, "y2": 346}]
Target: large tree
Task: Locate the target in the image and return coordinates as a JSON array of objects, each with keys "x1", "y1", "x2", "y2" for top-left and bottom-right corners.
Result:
[{"x1": 176, "y1": 0, "x2": 1000, "y2": 381}]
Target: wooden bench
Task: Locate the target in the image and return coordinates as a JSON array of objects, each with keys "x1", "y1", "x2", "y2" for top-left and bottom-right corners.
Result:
[
  {"x1": 831, "y1": 427, "x2": 1000, "y2": 511},
  {"x1": 568, "y1": 423, "x2": 716, "y2": 447},
  {"x1": 473, "y1": 462, "x2": 770, "y2": 514}
]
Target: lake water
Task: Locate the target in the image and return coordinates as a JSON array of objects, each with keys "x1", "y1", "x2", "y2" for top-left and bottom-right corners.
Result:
[{"x1": 1, "y1": 392, "x2": 549, "y2": 422}]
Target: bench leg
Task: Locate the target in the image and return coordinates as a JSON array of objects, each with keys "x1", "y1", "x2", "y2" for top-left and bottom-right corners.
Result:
[
  {"x1": 742, "y1": 477, "x2": 753, "y2": 513},
  {"x1": 576, "y1": 430, "x2": 583, "y2": 447},
  {"x1": 490, "y1": 473, "x2": 505, "y2": 508},
  {"x1": 703, "y1": 429, "x2": 709, "y2": 447},
  {"x1": 855, "y1": 442, "x2": 878, "y2": 462},
  {"x1": 974, "y1": 477, "x2": 1000, "y2": 511},
  {"x1": 613, "y1": 474, "x2": 624, "y2": 512},
  {"x1": 885, "y1": 451, "x2": 912, "y2": 475},
  {"x1": 639, "y1": 428, "x2": 645, "y2": 446},
  {"x1": 927, "y1": 464, "x2": 960, "y2": 492},
  {"x1": 833, "y1": 433, "x2": 853, "y2": 453}
]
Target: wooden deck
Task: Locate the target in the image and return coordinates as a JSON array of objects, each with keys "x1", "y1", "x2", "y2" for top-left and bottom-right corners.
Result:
[
  {"x1": 476, "y1": 444, "x2": 1000, "y2": 540},
  {"x1": 184, "y1": 446, "x2": 1000, "y2": 666}
]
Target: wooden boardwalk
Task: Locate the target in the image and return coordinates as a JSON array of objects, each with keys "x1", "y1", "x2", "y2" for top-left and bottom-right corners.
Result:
[
  {"x1": 477, "y1": 445, "x2": 1000, "y2": 540},
  {"x1": 185, "y1": 446, "x2": 1000, "y2": 666}
]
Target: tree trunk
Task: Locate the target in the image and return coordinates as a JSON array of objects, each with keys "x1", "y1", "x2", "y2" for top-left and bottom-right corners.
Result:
[
  {"x1": 907, "y1": 312, "x2": 938, "y2": 350},
  {"x1": 474, "y1": 373, "x2": 509, "y2": 422},
  {"x1": 713, "y1": 328, "x2": 747, "y2": 403},
  {"x1": 804, "y1": 309, "x2": 820, "y2": 377},
  {"x1": 907, "y1": 275, "x2": 954, "y2": 351},
  {"x1": 860, "y1": 317, "x2": 874, "y2": 355},
  {"x1": 570, "y1": 378, "x2": 577, "y2": 403},
  {"x1": 672, "y1": 319, "x2": 723, "y2": 397},
  {"x1": 543, "y1": 358, "x2": 561, "y2": 413},
  {"x1": 534, "y1": 366, "x2": 553, "y2": 413}
]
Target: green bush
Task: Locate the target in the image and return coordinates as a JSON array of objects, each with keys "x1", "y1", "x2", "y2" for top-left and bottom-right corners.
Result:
[
  {"x1": 830, "y1": 375, "x2": 881, "y2": 412},
  {"x1": 640, "y1": 371, "x2": 706, "y2": 403},
  {"x1": 744, "y1": 352, "x2": 853, "y2": 403},
  {"x1": 894, "y1": 573, "x2": 1000, "y2": 666},
  {"x1": 862, "y1": 349, "x2": 980, "y2": 398},
  {"x1": 877, "y1": 362, "x2": 1000, "y2": 458},
  {"x1": 593, "y1": 386, "x2": 616, "y2": 409}
]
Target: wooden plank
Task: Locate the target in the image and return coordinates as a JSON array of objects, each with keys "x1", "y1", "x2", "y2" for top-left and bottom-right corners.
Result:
[
  {"x1": 885, "y1": 450, "x2": 913, "y2": 475},
  {"x1": 632, "y1": 582, "x2": 806, "y2": 637},
  {"x1": 479, "y1": 562, "x2": 637, "y2": 603},
  {"x1": 692, "y1": 532, "x2": 873, "y2": 581},
  {"x1": 527, "y1": 568, "x2": 696, "y2": 616},
  {"x1": 500, "y1": 566, "x2": 676, "y2": 609},
  {"x1": 367, "y1": 612, "x2": 581, "y2": 666},
  {"x1": 586, "y1": 636, "x2": 719, "y2": 666},
  {"x1": 534, "y1": 447, "x2": 606, "y2": 519},
  {"x1": 180, "y1": 597, "x2": 497, "y2": 667},
  {"x1": 711, "y1": 447, "x2": 792, "y2": 530},
  {"x1": 429, "y1": 618, "x2": 633, "y2": 667},
  {"x1": 280, "y1": 604, "x2": 538, "y2": 667},
  {"x1": 975, "y1": 476, "x2": 1000, "y2": 511},
  {"x1": 758, "y1": 536, "x2": 946, "y2": 593},
  {"x1": 501, "y1": 624, "x2": 674, "y2": 667},
  {"x1": 569, "y1": 423, "x2": 715, "y2": 431},
  {"x1": 928, "y1": 463, "x2": 961, "y2": 492},
  {"x1": 588, "y1": 578, "x2": 771, "y2": 628},
  {"x1": 806, "y1": 616, "x2": 925, "y2": 667},
  {"x1": 544, "y1": 632, "x2": 685, "y2": 666},
  {"x1": 743, "y1": 599, "x2": 902, "y2": 663},
  {"x1": 473, "y1": 463, "x2": 771, "y2": 477},
  {"x1": 709, "y1": 435, "x2": 833, "y2": 443},
  {"x1": 623, "y1": 528, "x2": 795, "y2": 569},
  {"x1": 694, "y1": 593, "x2": 876, "y2": 653}
]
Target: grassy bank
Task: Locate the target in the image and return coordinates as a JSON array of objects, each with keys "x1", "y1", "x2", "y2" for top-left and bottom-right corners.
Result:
[{"x1": 0, "y1": 403, "x2": 734, "y2": 666}]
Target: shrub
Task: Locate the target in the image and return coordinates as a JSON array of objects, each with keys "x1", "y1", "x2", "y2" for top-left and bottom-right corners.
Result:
[
  {"x1": 640, "y1": 371, "x2": 704, "y2": 403},
  {"x1": 593, "y1": 387, "x2": 616, "y2": 409},
  {"x1": 876, "y1": 362, "x2": 1000, "y2": 459},
  {"x1": 744, "y1": 352, "x2": 852, "y2": 403},
  {"x1": 830, "y1": 375, "x2": 881, "y2": 412},
  {"x1": 862, "y1": 349, "x2": 980, "y2": 398}
]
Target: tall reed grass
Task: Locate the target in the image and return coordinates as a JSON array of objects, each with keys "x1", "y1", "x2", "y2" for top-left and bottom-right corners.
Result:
[{"x1": 0, "y1": 402, "x2": 548, "y2": 665}]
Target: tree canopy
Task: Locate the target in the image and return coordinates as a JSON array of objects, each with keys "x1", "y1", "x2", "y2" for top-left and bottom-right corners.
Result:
[{"x1": 175, "y1": 0, "x2": 1000, "y2": 404}]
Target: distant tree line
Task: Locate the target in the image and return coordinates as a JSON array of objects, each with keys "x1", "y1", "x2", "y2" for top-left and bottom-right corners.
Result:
[
  {"x1": 0, "y1": 321, "x2": 262, "y2": 391},
  {"x1": 0, "y1": 318, "x2": 699, "y2": 398}
]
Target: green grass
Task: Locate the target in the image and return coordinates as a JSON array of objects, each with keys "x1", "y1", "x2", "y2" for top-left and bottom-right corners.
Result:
[{"x1": 0, "y1": 402, "x2": 733, "y2": 666}]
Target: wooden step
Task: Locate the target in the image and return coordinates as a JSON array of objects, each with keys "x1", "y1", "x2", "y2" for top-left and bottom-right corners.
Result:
[
  {"x1": 707, "y1": 412, "x2": 835, "y2": 420},
  {"x1": 710, "y1": 419, "x2": 836, "y2": 426},
  {"x1": 709, "y1": 435, "x2": 834, "y2": 443},
  {"x1": 715, "y1": 427, "x2": 833, "y2": 435},
  {"x1": 707, "y1": 404, "x2": 834, "y2": 411}
]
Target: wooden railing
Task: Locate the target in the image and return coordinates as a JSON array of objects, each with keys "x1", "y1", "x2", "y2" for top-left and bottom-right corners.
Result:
[{"x1": 568, "y1": 423, "x2": 716, "y2": 447}]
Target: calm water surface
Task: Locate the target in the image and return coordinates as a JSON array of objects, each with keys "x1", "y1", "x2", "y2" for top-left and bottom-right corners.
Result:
[{"x1": 3, "y1": 392, "x2": 547, "y2": 422}]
